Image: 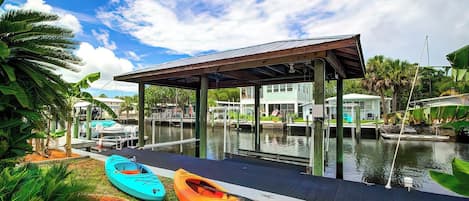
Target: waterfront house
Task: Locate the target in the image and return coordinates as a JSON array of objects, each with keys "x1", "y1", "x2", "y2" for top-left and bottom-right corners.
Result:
[
  {"x1": 74, "y1": 97, "x2": 124, "y2": 119},
  {"x1": 239, "y1": 83, "x2": 312, "y2": 118},
  {"x1": 301, "y1": 93, "x2": 391, "y2": 121}
]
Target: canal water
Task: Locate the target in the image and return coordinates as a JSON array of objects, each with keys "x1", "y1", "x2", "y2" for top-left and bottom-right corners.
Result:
[{"x1": 144, "y1": 123, "x2": 469, "y2": 197}]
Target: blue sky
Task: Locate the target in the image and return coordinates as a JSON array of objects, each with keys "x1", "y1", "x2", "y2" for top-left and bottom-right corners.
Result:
[{"x1": 2, "y1": 0, "x2": 469, "y2": 97}]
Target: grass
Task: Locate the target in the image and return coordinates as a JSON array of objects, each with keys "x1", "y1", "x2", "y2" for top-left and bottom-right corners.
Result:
[{"x1": 66, "y1": 158, "x2": 178, "y2": 201}]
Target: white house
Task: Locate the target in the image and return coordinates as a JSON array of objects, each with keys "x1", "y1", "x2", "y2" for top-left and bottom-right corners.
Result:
[
  {"x1": 302, "y1": 93, "x2": 391, "y2": 121},
  {"x1": 239, "y1": 82, "x2": 312, "y2": 118},
  {"x1": 74, "y1": 97, "x2": 124, "y2": 119}
]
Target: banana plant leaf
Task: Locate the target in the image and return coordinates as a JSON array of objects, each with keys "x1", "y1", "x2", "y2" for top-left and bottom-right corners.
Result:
[
  {"x1": 447, "y1": 45, "x2": 469, "y2": 69},
  {"x1": 447, "y1": 45, "x2": 469, "y2": 81},
  {"x1": 430, "y1": 158, "x2": 469, "y2": 196}
]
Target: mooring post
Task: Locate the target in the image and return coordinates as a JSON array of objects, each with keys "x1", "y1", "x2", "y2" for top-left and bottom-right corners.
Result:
[
  {"x1": 312, "y1": 59, "x2": 325, "y2": 176},
  {"x1": 199, "y1": 75, "x2": 208, "y2": 158},
  {"x1": 254, "y1": 85, "x2": 261, "y2": 152},
  {"x1": 180, "y1": 112, "x2": 184, "y2": 154},
  {"x1": 355, "y1": 105, "x2": 361, "y2": 142},
  {"x1": 86, "y1": 105, "x2": 91, "y2": 140},
  {"x1": 195, "y1": 88, "x2": 201, "y2": 157},
  {"x1": 223, "y1": 107, "x2": 227, "y2": 155},
  {"x1": 336, "y1": 78, "x2": 344, "y2": 179},
  {"x1": 138, "y1": 82, "x2": 145, "y2": 147},
  {"x1": 375, "y1": 117, "x2": 379, "y2": 140}
]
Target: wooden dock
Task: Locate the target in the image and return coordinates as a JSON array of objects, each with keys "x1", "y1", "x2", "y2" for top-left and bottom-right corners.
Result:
[{"x1": 101, "y1": 148, "x2": 466, "y2": 201}]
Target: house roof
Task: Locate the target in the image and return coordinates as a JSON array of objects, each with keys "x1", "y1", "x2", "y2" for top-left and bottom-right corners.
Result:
[
  {"x1": 411, "y1": 93, "x2": 469, "y2": 104},
  {"x1": 326, "y1": 93, "x2": 392, "y2": 101},
  {"x1": 73, "y1": 98, "x2": 124, "y2": 107},
  {"x1": 114, "y1": 34, "x2": 366, "y2": 89}
]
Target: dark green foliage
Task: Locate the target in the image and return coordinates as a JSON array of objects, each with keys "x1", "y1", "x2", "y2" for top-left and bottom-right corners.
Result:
[
  {"x1": 430, "y1": 158, "x2": 469, "y2": 197},
  {"x1": 441, "y1": 121, "x2": 469, "y2": 134},
  {"x1": 410, "y1": 108, "x2": 425, "y2": 123},
  {"x1": 0, "y1": 5, "x2": 80, "y2": 165},
  {"x1": 0, "y1": 163, "x2": 91, "y2": 201}
]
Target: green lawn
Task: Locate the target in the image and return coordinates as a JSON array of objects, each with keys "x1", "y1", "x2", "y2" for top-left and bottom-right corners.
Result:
[{"x1": 67, "y1": 158, "x2": 178, "y2": 201}]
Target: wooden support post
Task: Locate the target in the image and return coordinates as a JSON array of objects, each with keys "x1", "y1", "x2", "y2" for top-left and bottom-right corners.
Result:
[
  {"x1": 336, "y1": 78, "x2": 344, "y2": 179},
  {"x1": 73, "y1": 114, "x2": 79, "y2": 138},
  {"x1": 313, "y1": 59, "x2": 325, "y2": 176},
  {"x1": 355, "y1": 105, "x2": 361, "y2": 142},
  {"x1": 254, "y1": 85, "x2": 261, "y2": 152},
  {"x1": 138, "y1": 82, "x2": 145, "y2": 147},
  {"x1": 199, "y1": 75, "x2": 208, "y2": 158},
  {"x1": 195, "y1": 88, "x2": 201, "y2": 157},
  {"x1": 86, "y1": 105, "x2": 92, "y2": 140}
]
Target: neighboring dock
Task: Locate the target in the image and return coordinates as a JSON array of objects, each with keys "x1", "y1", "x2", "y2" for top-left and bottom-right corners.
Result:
[{"x1": 101, "y1": 148, "x2": 466, "y2": 201}]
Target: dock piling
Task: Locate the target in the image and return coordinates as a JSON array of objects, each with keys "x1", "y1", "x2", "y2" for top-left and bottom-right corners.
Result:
[{"x1": 312, "y1": 59, "x2": 325, "y2": 176}]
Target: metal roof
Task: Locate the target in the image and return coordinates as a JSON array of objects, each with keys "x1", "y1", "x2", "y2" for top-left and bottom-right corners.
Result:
[{"x1": 115, "y1": 34, "x2": 366, "y2": 89}]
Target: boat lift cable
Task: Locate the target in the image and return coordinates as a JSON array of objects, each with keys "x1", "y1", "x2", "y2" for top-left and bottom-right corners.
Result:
[{"x1": 385, "y1": 36, "x2": 429, "y2": 189}]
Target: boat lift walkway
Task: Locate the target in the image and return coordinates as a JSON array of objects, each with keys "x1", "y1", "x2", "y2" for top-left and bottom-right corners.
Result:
[{"x1": 101, "y1": 148, "x2": 466, "y2": 201}]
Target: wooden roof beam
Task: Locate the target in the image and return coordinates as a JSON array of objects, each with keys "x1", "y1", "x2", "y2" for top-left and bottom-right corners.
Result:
[
  {"x1": 336, "y1": 47, "x2": 357, "y2": 56},
  {"x1": 266, "y1": 65, "x2": 286, "y2": 75},
  {"x1": 252, "y1": 67, "x2": 276, "y2": 77},
  {"x1": 325, "y1": 50, "x2": 347, "y2": 79},
  {"x1": 221, "y1": 71, "x2": 260, "y2": 81}
]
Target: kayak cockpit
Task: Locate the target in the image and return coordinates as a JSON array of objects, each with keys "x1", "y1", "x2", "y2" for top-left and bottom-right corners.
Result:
[
  {"x1": 114, "y1": 162, "x2": 149, "y2": 174},
  {"x1": 186, "y1": 179, "x2": 225, "y2": 198}
]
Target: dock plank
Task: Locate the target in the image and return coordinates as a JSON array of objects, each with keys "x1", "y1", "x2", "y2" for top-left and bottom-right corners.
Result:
[{"x1": 102, "y1": 148, "x2": 467, "y2": 201}]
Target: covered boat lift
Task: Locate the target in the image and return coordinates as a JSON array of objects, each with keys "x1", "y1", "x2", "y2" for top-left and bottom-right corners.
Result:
[{"x1": 114, "y1": 34, "x2": 366, "y2": 178}]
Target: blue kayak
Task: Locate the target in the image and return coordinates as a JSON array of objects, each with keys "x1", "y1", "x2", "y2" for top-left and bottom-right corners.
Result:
[{"x1": 105, "y1": 155, "x2": 166, "y2": 200}]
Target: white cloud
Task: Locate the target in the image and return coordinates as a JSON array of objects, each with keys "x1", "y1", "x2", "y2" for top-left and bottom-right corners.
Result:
[
  {"x1": 59, "y1": 42, "x2": 137, "y2": 92},
  {"x1": 97, "y1": 0, "x2": 319, "y2": 55},
  {"x1": 97, "y1": 0, "x2": 469, "y2": 65},
  {"x1": 7, "y1": 0, "x2": 82, "y2": 33},
  {"x1": 92, "y1": 29, "x2": 117, "y2": 50},
  {"x1": 125, "y1": 51, "x2": 141, "y2": 61}
]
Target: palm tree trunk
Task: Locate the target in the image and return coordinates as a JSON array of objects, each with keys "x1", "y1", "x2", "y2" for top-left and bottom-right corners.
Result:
[
  {"x1": 392, "y1": 91, "x2": 398, "y2": 112},
  {"x1": 381, "y1": 94, "x2": 388, "y2": 124},
  {"x1": 126, "y1": 110, "x2": 129, "y2": 119},
  {"x1": 66, "y1": 120, "x2": 72, "y2": 157}
]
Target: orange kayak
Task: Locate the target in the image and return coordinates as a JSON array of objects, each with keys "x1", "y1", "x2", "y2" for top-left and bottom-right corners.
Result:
[{"x1": 174, "y1": 169, "x2": 239, "y2": 201}]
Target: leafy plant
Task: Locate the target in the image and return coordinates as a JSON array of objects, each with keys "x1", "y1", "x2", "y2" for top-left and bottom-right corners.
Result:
[
  {"x1": 0, "y1": 163, "x2": 91, "y2": 201},
  {"x1": 430, "y1": 158, "x2": 469, "y2": 197},
  {"x1": 63, "y1": 72, "x2": 117, "y2": 156},
  {"x1": 0, "y1": 3, "x2": 80, "y2": 166}
]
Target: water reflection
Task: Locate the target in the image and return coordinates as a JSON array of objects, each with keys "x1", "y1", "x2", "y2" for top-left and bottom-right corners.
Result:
[{"x1": 144, "y1": 124, "x2": 469, "y2": 196}]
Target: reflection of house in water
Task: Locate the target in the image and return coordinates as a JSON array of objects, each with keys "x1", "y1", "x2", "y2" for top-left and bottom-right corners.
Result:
[
  {"x1": 302, "y1": 93, "x2": 391, "y2": 121},
  {"x1": 239, "y1": 83, "x2": 312, "y2": 117},
  {"x1": 74, "y1": 97, "x2": 124, "y2": 120}
]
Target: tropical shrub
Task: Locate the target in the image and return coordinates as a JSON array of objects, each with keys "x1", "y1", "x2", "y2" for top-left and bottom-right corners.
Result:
[
  {"x1": 0, "y1": 163, "x2": 91, "y2": 201},
  {"x1": 430, "y1": 158, "x2": 469, "y2": 197},
  {"x1": 0, "y1": 4, "x2": 80, "y2": 166}
]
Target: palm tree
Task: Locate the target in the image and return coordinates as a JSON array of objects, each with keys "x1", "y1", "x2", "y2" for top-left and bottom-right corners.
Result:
[
  {"x1": 0, "y1": 6, "x2": 80, "y2": 164},
  {"x1": 64, "y1": 72, "x2": 117, "y2": 157},
  {"x1": 362, "y1": 55, "x2": 392, "y2": 124},
  {"x1": 388, "y1": 59, "x2": 415, "y2": 112},
  {"x1": 120, "y1": 96, "x2": 135, "y2": 119}
]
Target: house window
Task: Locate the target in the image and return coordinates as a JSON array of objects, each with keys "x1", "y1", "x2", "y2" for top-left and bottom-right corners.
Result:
[
  {"x1": 280, "y1": 84, "x2": 286, "y2": 92},
  {"x1": 273, "y1": 84, "x2": 279, "y2": 92},
  {"x1": 287, "y1": 84, "x2": 293, "y2": 91},
  {"x1": 267, "y1": 85, "x2": 272, "y2": 93}
]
